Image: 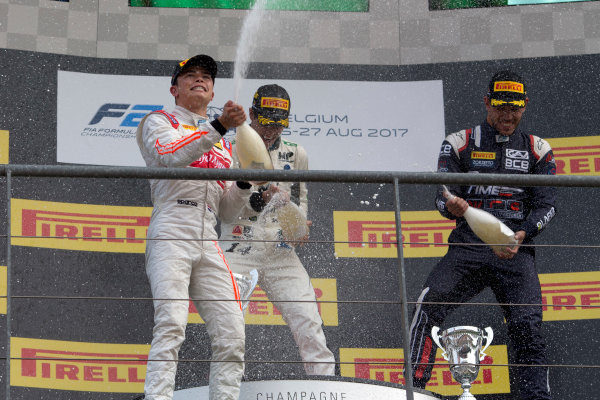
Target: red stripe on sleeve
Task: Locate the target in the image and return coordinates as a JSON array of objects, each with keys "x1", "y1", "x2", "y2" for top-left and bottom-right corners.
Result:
[{"x1": 154, "y1": 131, "x2": 210, "y2": 155}]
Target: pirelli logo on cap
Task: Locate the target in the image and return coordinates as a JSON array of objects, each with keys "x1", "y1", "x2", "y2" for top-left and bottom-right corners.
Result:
[
  {"x1": 339, "y1": 347, "x2": 510, "y2": 396},
  {"x1": 11, "y1": 199, "x2": 151, "y2": 253},
  {"x1": 189, "y1": 278, "x2": 338, "y2": 326},
  {"x1": 472, "y1": 151, "x2": 496, "y2": 160},
  {"x1": 260, "y1": 97, "x2": 290, "y2": 111},
  {"x1": 493, "y1": 81, "x2": 524, "y2": 94},
  {"x1": 333, "y1": 211, "x2": 455, "y2": 258},
  {"x1": 547, "y1": 136, "x2": 600, "y2": 176},
  {"x1": 540, "y1": 271, "x2": 600, "y2": 321},
  {"x1": 11, "y1": 337, "x2": 148, "y2": 392}
]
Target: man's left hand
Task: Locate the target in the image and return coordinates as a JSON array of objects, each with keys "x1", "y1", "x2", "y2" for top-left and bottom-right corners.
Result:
[{"x1": 495, "y1": 230, "x2": 526, "y2": 260}]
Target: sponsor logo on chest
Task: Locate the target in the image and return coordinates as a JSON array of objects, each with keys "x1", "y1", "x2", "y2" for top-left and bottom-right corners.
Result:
[
  {"x1": 471, "y1": 151, "x2": 496, "y2": 168},
  {"x1": 278, "y1": 151, "x2": 294, "y2": 162},
  {"x1": 505, "y1": 148, "x2": 529, "y2": 171}
]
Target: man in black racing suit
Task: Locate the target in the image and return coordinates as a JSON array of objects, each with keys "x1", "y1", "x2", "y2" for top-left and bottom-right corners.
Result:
[{"x1": 408, "y1": 71, "x2": 556, "y2": 400}]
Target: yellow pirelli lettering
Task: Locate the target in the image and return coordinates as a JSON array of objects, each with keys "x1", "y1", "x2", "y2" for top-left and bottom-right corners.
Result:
[
  {"x1": 11, "y1": 199, "x2": 151, "y2": 253},
  {"x1": 493, "y1": 81, "x2": 524, "y2": 94},
  {"x1": 339, "y1": 346, "x2": 510, "y2": 396},
  {"x1": 548, "y1": 136, "x2": 600, "y2": 176},
  {"x1": 333, "y1": 211, "x2": 454, "y2": 258},
  {"x1": 11, "y1": 337, "x2": 149, "y2": 393},
  {"x1": 471, "y1": 151, "x2": 496, "y2": 160},
  {"x1": 260, "y1": 97, "x2": 289, "y2": 111},
  {"x1": 540, "y1": 271, "x2": 600, "y2": 321}
]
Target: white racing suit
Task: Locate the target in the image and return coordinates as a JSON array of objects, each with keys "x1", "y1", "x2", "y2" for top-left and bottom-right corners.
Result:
[
  {"x1": 137, "y1": 105, "x2": 250, "y2": 400},
  {"x1": 220, "y1": 137, "x2": 335, "y2": 376}
]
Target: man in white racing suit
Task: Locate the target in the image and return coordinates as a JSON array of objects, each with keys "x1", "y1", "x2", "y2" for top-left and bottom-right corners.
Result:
[
  {"x1": 136, "y1": 54, "x2": 252, "y2": 400},
  {"x1": 220, "y1": 84, "x2": 336, "y2": 376}
]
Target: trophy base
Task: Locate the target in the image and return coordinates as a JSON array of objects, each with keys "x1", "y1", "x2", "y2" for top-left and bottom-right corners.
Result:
[{"x1": 457, "y1": 388, "x2": 477, "y2": 400}]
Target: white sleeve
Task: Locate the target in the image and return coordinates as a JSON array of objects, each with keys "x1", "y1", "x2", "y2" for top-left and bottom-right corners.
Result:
[
  {"x1": 138, "y1": 112, "x2": 224, "y2": 168},
  {"x1": 218, "y1": 181, "x2": 252, "y2": 224},
  {"x1": 296, "y1": 145, "x2": 309, "y2": 217},
  {"x1": 222, "y1": 144, "x2": 261, "y2": 219}
]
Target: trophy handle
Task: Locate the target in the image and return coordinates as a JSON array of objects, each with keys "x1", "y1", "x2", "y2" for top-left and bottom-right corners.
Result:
[
  {"x1": 431, "y1": 326, "x2": 448, "y2": 360},
  {"x1": 479, "y1": 327, "x2": 494, "y2": 361}
]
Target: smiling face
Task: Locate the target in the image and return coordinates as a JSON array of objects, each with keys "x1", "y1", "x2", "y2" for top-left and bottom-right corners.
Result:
[
  {"x1": 484, "y1": 95, "x2": 527, "y2": 136},
  {"x1": 170, "y1": 66, "x2": 215, "y2": 115},
  {"x1": 249, "y1": 108, "x2": 285, "y2": 148}
]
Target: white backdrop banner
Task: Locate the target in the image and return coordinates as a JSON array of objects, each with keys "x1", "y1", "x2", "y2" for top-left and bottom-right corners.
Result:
[{"x1": 57, "y1": 71, "x2": 444, "y2": 171}]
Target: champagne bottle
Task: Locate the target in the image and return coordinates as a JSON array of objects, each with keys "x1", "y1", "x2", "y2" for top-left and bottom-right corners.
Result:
[
  {"x1": 235, "y1": 123, "x2": 273, "y2": 186},
  {"x1": 443, "y1": 186, "x2": 517, "y2": 255}
]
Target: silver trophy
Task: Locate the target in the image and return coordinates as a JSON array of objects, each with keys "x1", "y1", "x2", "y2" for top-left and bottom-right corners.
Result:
[
  {"x1": 431, "y1": 326, "x2": 493, "y2": 400},
  {"x1": 233, "y1": 269, "x2": 259, "y2": 311}
]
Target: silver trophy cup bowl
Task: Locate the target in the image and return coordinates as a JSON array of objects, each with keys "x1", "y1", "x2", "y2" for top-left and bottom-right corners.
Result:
[{"x1": 431, "y1": 326, "x2": 493, "y2": 400}]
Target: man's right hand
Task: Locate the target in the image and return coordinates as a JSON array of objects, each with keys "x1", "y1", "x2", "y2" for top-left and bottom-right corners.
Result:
[
  {"x1": 218, "y1": 100, "x2": 247, "y2": 129},
  {"x1": 443, "y1": 190, "x2": 469, "y2": 218},
  {"x1": 262, "y1": 185, "x2": 290, "y2": 204}
]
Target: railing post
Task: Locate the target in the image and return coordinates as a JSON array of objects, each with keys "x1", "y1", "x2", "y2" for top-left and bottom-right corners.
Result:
[
  {"x1": 393, "y1": 178, "x2": 415, "y2": 400},
  {"x1": 5, "y1": 168, "x2": 11, "y2": 400}
]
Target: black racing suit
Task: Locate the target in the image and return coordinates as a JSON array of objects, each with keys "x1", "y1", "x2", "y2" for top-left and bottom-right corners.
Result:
[{"x1": 409, "y1": 120, "x2": 556, "y2": 400}]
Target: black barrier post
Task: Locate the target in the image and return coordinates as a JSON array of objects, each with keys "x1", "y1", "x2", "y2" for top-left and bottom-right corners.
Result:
[
  {"x1": 6, "y1": 168, "x2": 11, "y2": 400},
  {"x1": 393, "y1": 178, "x2": 415, "y2": 400}
]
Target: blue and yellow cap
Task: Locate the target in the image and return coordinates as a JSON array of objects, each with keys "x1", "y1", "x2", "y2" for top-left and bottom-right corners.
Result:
[{"x1": 171, "y1": 54, "x2": 217, "y2": 86}]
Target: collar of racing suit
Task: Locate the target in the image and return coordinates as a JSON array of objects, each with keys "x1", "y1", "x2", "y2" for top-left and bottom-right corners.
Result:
[
  {"x1": 172, "y1": 105, "x2": 209, "y2": 126},
  {"x1": 268, "y1": 136, "x2": 282, "y2": 152},
  {"x1": 481, "y1": 118, "x2": 523, "y2": 142}
]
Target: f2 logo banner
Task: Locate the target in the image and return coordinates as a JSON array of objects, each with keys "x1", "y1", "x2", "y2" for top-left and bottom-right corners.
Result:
[{"x1": 88, "y1": 104, "x2": 163, "y2": 127}]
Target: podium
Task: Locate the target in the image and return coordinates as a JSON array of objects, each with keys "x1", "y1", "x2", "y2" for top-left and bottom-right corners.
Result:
[{"x1": 173, "y1": 376, "x2": 440, "y2": 399}]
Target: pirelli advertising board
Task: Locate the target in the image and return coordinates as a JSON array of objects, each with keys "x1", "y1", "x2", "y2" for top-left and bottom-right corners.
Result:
[
  {"x1": 11, "y1": 337, "x2": 148, "y2": 393},
  {"x1": 547, "y1": 136, "x2": 600, "y2": 176},
  {"x1": 333, "y1": 211, "x2": 454, "y2": 258},
  {"x1": 339, "y1": 346, "x2": 510, "y2": 397},
  {"x1": 11, "y1": 199, "x2": 150, "y2": 253}
]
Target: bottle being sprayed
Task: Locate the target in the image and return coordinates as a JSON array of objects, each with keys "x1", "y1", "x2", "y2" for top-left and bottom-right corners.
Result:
[
  {"x1": 235, "y1": 123, "x2": 273, "y2": 185},
  {"x1": 442, "y1": 185, "x2": 517, "y2": 255}
]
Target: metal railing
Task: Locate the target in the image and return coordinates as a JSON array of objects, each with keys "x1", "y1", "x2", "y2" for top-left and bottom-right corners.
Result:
[{"x1": 3, "y1": 164, "x2": 599, "y2": 400}]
